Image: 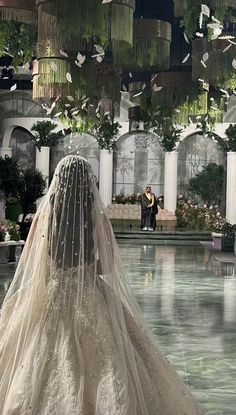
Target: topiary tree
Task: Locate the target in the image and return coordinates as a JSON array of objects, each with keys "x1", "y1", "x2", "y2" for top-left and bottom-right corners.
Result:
[
  {"x1": 31, "y1": 121, "x2": 62, "y2": 151},
  {"x1": 225, "y1": 124, "x2": 236, "y2": 152},
  {"x1": 188, "y1": 163, "x2": 224, "y2": 205},
  {"x1": 18, "y1": 169, "x2": 47, "y2": 220},
  {"x1": 0, "y1": 156, "x2": 22, "y2": 198}
]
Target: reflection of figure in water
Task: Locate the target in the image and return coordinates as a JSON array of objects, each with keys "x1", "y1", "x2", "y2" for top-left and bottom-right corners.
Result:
[
  {"x1": 140, "y1": 245, "x2": 157, "y2": 286},
  {"x1": 141, "y1": 185, "x2": 158, "y2": 231},
  {"x1": 0, "y1": 156, "x2": 202, "y2": 415}
]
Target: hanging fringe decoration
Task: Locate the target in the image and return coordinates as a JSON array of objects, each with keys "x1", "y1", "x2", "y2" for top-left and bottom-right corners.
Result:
[
  {"x1": 35, "y1": 0, "x2": 126, "y2": 101},
  {"x1": 0, "y1": 0, "x2": 36, "y2": 24},
  {"x1": 36, "y1": 0, "x2": 135, "y2": 50},
  {"x1": 192, "y1": 37, "x2": 236, "y2": 89},
  {"x1": 174, "y1": 0, "x2": 235, "y2": 17},
  {"x1": 113, "y1": 19, "x2": 171, "y2": 71},
  {"x1": 151, "y1": 72, "x2": 209, "y2": 125}
]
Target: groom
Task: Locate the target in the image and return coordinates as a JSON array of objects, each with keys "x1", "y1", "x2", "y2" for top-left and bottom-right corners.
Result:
[{"x1": 140, "y1": 185, "x2": 158, "y2": 232}]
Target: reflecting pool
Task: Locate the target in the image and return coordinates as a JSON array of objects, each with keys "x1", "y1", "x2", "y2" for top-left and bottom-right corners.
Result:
[
  {"x1": 0, "y1": 242, "x2": 236, "y2": 414},
  {"x1": 119, "y1": 242, "x2": 236, "y2": 415}
]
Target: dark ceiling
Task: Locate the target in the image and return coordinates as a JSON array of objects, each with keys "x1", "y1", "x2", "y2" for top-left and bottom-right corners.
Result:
[{"x1": 134, "y1": 0, "x2": 174, "y2": 23}]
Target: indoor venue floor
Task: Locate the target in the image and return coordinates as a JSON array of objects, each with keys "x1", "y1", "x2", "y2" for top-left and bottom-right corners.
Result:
[{"x1": 0, "y1": 242, "x2": 236, "y2": 415}]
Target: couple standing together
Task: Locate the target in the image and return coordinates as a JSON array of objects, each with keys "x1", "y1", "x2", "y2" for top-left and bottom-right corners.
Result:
[{"x1": 141, "y1": 185, "x2": 158, "y2": 232}]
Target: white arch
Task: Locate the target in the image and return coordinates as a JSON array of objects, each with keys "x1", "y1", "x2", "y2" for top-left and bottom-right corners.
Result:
[
  {"x1": 176, "y1": 122, "x2": 233, "y2": 149},
  {"x1": 1, "y1": 117, "x2": 65, "y2": 148}
]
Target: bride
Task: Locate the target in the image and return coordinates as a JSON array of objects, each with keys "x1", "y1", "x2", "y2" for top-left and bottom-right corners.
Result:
[{"x1": 0, "y1": 155, "x2": 202, "y2": 414}]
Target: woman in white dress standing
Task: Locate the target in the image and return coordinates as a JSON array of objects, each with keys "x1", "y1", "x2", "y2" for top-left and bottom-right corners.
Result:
[{"x1": 0, "y1": 155, "x2": 202, "y2": 414}]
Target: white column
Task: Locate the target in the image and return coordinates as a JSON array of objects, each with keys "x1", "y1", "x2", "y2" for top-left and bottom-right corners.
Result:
[
  {"x1": 164, "y1": 151, "x2": 178, "y2": 214},
  {"x1": 0, "y1": 191, "x2": 5, "y2": 218},
  {"x1": 0, "y1": 147, "x2": 12, "y2": 157},
  {"x1": 0, "y1": 148, "x2": 12, "y2": 219},
  {"x1": 36, "y1": 146, "x2": 50, "y2": 187},
  {"x1": 224, "y1": 276, "x2": 236, "y2": 323},
  {"x1": 226, "y1": 152, "x2": 236, "y2": 225},
  {"x1": 99, "y1": 149, "x2": 113, "y2": 207}
]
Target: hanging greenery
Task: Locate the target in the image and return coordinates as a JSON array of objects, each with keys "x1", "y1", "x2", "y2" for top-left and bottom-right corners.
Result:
[
  {"x1": 192, "y1": 37, "x2": 236, "y2": 89},
  {"x1": 151, "y1": 72, "x2": 209, "y2": 125},
  {"x1": 36, "y1": 0, "x2": 135, "y2": 51},
  {"x1": 113, "y1": 19, "x2": 172, "y2": 71},
  {"x1": 174, "y1": 0, "x2": 236, "y2": 18},
  {"x1": 0, "y1": 20, "x2": 36, "y2": 66},
  {"x1": 195, "y1": 113, "x2": 216, "y2": 137},
  {"x1": 176, "y1": 0, "x2": 236, "y2": 41}
]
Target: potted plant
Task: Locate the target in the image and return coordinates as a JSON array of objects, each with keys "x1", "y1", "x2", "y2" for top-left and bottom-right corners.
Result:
[
  {"x1": 18, "y1": 168, "x2": 47, "y2": 221},
  {"x1": 0, "y1": 156, "x2": 22, "y2": 220},
  {"x1": 31, "y1": 121, "x2": 62, "y2": 151},
  {"x1": 189, "y1": 163, "x2": 224, "y2": 205},
  {"x1": 0, "y1": 219, "x2": 20, "y2": 242},
  {"x1": 93, "y1": 114, "x2": 121, "y2": 152},
  {"x1": 154, "y1": 117, "x2": 183, "y2": 152}
]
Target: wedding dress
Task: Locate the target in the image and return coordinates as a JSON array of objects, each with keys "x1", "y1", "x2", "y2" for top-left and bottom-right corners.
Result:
[{"x1": 0, "y1": 155, "x2": 202, "y2": 415}]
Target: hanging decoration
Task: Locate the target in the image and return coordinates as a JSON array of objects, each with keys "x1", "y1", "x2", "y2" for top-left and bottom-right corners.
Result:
[
  {"x1": 34, "y1": 0, "x2": 129, "y2": 101},
  {"x1": 36, "y1": 0, "x2": 135, "y2": 50},
  {"x1": 113, "y1": 19, "x2": 172, "y2": 72},
  {"x1": 0, "y1": 0, "x2": 36, "y2": 24},
  {"x1": 151, "y1": 72, "x2": 209, "y2": 125},
  {"x1": 192, "y1": 37, "x2": 236, "y2": 89},
  {"x1": 174, "y1": 0, "x2": 236, "y2": 18},
  {"x1": 0, "y1": 0, "x2": 37, "y2": 66}
]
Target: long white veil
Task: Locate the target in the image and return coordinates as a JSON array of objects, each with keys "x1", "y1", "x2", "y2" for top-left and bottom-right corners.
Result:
[{"x1": 0, "y1": 155, "x2": 202, "y2": 415}]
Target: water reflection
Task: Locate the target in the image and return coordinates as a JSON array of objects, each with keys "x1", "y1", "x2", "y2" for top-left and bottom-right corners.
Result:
[
  {"x1": 118, "y1": 243, "x2": 236, "y2": 415},
  {"x1": 0, "y1": 244, "x2": 236, "y2": 414}
]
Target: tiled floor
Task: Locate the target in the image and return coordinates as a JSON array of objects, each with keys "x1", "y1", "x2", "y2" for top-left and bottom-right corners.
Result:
[{"x1": 0, "y1": 242, "x2": 236, "y2": 414}]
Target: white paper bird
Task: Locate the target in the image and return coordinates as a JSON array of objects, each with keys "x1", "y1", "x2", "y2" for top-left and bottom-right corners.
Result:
[
  {"x1": 182, "y1": 53, "x2": 190, "y2": 63},
  {"x1": 10, "y1": 83, "x2": 17, "y2": 91},
  {"x1": 66, "y1": 72, "x2": 72, "y2": 83}
]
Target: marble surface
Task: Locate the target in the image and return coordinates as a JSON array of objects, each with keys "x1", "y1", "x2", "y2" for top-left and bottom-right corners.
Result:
[{"x1": 0, "y1": 243, "x2": 236, "y2": 414}]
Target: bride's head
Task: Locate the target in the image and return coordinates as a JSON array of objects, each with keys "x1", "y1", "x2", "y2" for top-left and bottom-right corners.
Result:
[{"x1": 48, "y1": 155, "x2": 95, "y2": 269}]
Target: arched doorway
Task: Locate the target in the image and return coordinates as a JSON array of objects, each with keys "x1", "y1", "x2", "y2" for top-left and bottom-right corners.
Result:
[
  {"x1": 10, "y1": 126, "x2": 35, "y2": 170},
  {"x1": 50, "y1": 132, "x2": 100, "y2": 180},
  {"x1": 114, "y1": 131, "x2": 164, "y2": 195},
  {"x1": 177, "y1": 132, "x2": 226, "y2": 204}
]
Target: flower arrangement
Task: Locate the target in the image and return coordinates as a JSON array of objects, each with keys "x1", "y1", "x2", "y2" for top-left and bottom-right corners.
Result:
[
  {"x1": 112, "y1": 193, "x2": 142, "y2": 205},
  {"x1": 112, "y1": 193, "x2": 164, "y2": 207},
  {"x1": 176, "y1": 196, "x2": 226, "y2": 231},
  {"x1": 0, "y1": 219, "x2": 20, "y2": 242}
]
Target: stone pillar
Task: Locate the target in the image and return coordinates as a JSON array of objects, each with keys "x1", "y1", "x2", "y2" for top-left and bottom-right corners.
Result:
[
  {"x1": 36, "y1": 146, "x2": 50, "y2": 187},
  {"x1": 226, "y1": 152, "x2": 236, "y2": 224},
  {"x1": 0, "y1": 147, "x2": 12, "y2": 157},
  {"x1": 164, "y1": 151, "x2": 178, "y2": 214},
  {"x1": 99, "y1": 149, "x2": 113, "y2": 207}
]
